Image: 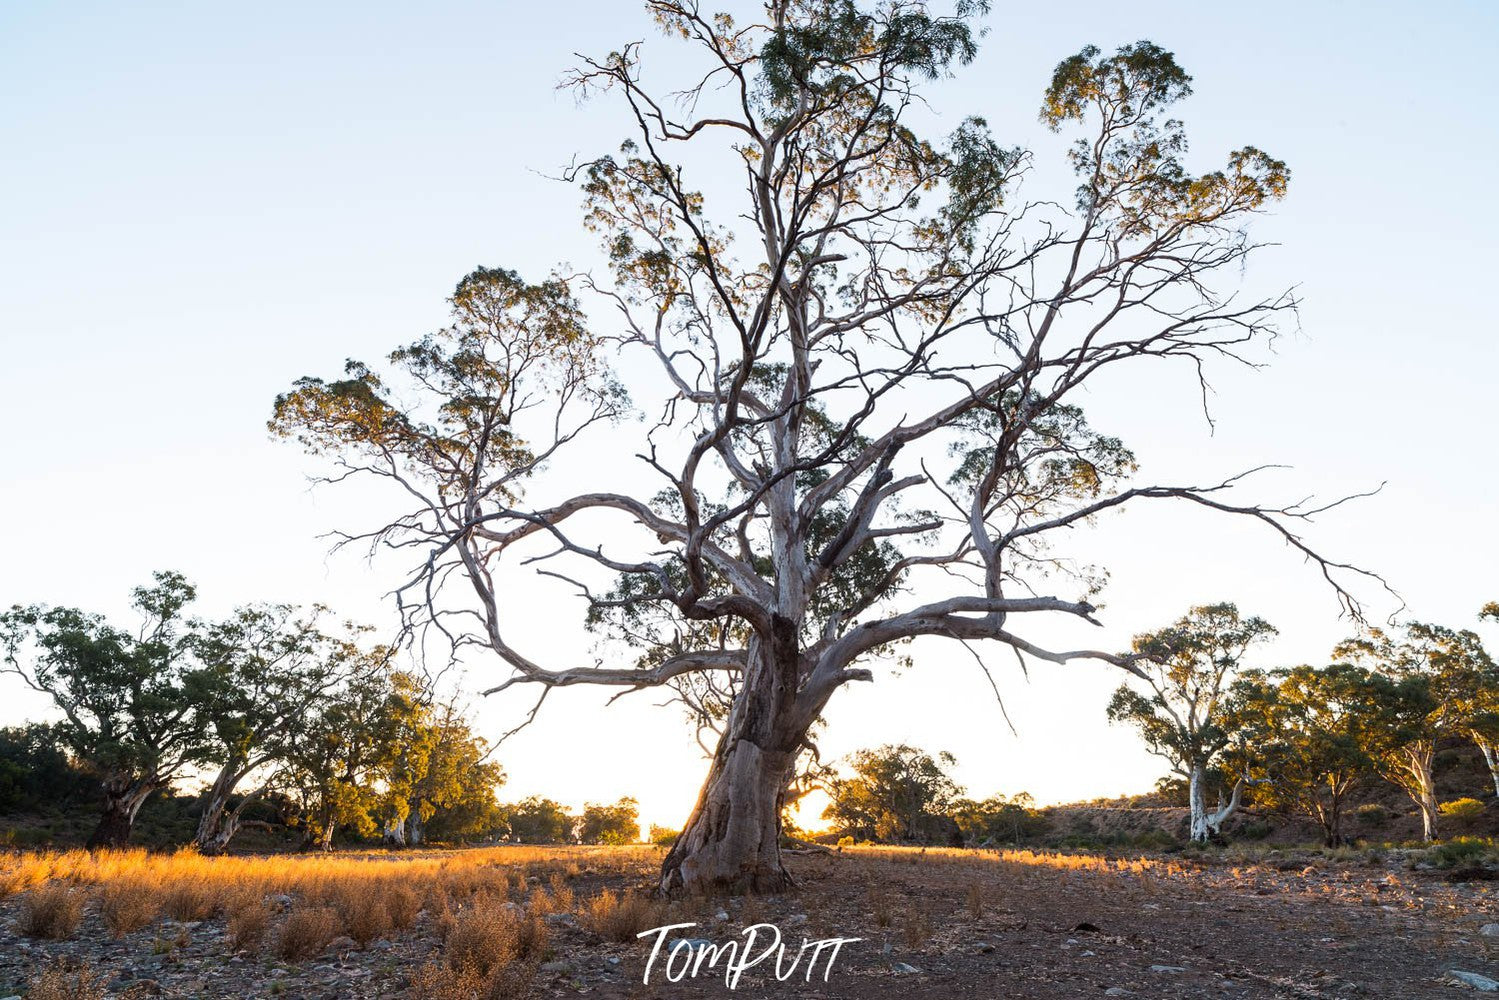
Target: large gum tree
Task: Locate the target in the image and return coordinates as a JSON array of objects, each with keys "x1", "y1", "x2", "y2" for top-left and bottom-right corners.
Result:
[{"x1": 273, "y1": 1, "x2": 1378, "y2": 895}]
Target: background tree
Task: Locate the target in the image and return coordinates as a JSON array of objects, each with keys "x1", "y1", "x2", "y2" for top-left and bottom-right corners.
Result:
[
  {"x1": 950, "y1": 791, "x2": 1044, "y2": 846},
  {"x1": 1336, "y1": 623, "x2": 1477, "y2": 841},
  {"x1": 1438, "y1": 615, "x2": 1499, "y2": 797},
  {"x1": 825, "y1": 744, "x2": 964, "y2": 844},
  {"x1": 501, "y1": 796, "x2": 575, "y2": 843},
  {"x1": 0, "y1": 572, "x2": 209, "y2": 848},
  {"x1": 379, "y1": 686, "x2": 507, "y2": 847},
  {"x1": 187, "y1": 604, "x2": 354, "y2": 853},
  {"x1": 1236, "y1": 664, "x2": 1375, "y2": 846},
  {"x1": 577, "y1": 797, "x2": 641, "y2": 845},
  {"x1": 0, "y1": 724, "x2": 94, "y2": 815},
  {"x1": 273, "y1": 2, "x2": 1379, "y2": 894},
  {"x1": 280, "y1": 663, "x2": 393, "y2": 851},
  {"x1": 1108, "y1": 603, "x2": 1276, "y2": 843}
]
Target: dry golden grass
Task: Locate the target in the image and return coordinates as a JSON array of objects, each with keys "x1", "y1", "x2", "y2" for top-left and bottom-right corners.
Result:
[
  {"x1": 275, "y1": 905, "x2": 341, "y2": 960},
  {"x1": 24, "y1": 959, "x2": 107, "y2": 1000},
  {"x1": 582, "y1": 888, "x2": 663, "y2": 943},
  {"x1": 162, "y1": 879, "x2": 221, "y2": 922},
  {"x1": 98, "y1": 877, "x2": 160, "y2": 936},
  {"x1": 0, "y1": 844, "x2": 652, "y2": 903},
  {"x1": 15, "y1": 882, "x2": 86, "y2": 939}
]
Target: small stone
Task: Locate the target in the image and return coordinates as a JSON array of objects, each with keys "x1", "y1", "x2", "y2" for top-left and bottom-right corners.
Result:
[
  {"x1": 1082, "y1": 950, "x2": 1096, "y2": 957},
  {"x1": 714, "y1": 910, "x2": 730, "y2": 922},
  {"x1": 1104, "y1": 990, "x2": 1134, "y2": 998},
  {"x1": 1151, "y1": 964, "x2": 1188, "y2": 974},
  {"x1": 666, "y1": 937, "x2": 715, "y2": 952},
  {"x1": 545, "y1": 912, "x2": 577, "y2": 927},
  {"x1": 1446, "y1": 971, "x2": 1499, "y2": 992},
  {"x1": 891, "y1": 962, "x2": 921, "y2": 975},
  {"x1": 605, "y1": 956, "x2": 621, "y2": 966},
  {"x1": 784, "y1": 913, "x2": 808, "y2": 927},
  {"x1": 1481, "y1": 923, "x2": 1499, "y2": 937},
  {"x1": 540, "y1": 960, "x2": 572, "y2": 974},
  {"x1": 976, "y1": 943, "x2": 995, "y2": 954}
]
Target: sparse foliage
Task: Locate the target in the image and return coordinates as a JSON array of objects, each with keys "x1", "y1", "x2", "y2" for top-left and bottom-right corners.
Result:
[{"x1": 273, "y1": 1, "x2": 1377, "y2": 895}]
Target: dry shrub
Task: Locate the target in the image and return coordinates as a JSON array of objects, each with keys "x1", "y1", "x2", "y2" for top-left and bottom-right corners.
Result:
[
  {"x1": 227, "y1": 901, "x2": 271, "y2": 953},
  {"x1": 275, "y1": 906, "x2": 341, "y2": 961},
  {"x1": 526, "y1": 885, "x2": 555, "y2": 917},
  {"x1": 547, "y1": 872, "x2": 575, "y2": 912},
  {"x1": 25, "y1": 959, "x2": 107, "y2": 1000},
  {"x1": 16, "y1": 883, "x2": 85, "y2": 939},
  {"x1": 99, "y1": 877, "x2": 160, "y2": 937},
  {"x1": 868, "y1": 887, "x2": 892, "y2": 928},
  {"x1": 388, "y1": 883, "x2": 422, "y2": 929},
  {"x1": 433, "y1": 890, "x2": 458, "y2": 942},
  {"x1": 162, "y1": 880, "x2": 220, "y2": 922},
  {"x1": 446, "y1": 905, "x2": 519, "y2": 977},
  {"x1": 409, "y1": 962, "x2": 489, "y2": 1000},
  {"x1": 583, "y1": 889, "x2": 662, "y2": 943},
  {"x1": 965, "y1": 884, "x2": 984, "y2": 920},
  {"x1": 900, "y1": 905, "x2": 932, "y2": 950},
  {"x1": 408, "y1": 961, "x2": 536, "y2": 1000},
  {"x1": 339, "y1": 889, "x2": 393, "y2": 947}
]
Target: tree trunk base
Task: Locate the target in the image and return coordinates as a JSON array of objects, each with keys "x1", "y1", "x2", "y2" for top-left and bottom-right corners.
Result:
[{"x1": 657, "y1": 738, "x2": 795, "y2": 898}]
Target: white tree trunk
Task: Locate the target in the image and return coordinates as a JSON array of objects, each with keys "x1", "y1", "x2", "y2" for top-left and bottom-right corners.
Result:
[
  {"x1": 1410, "y1": 749, "x2": 1439, "y2": 842},
  {"x1": 382, "y1": 814, "x2": 408, "y2": 848},
  {"x1": 1476, "y1": 739, "x2": 1499, "y2": 799},
  {"x1": 1187, "y1": 764, "x2": 1242, "y2": 844}
]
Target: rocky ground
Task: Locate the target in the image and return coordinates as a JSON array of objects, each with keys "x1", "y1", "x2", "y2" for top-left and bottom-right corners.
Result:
[{"x1": 3, "y1": 845, "x2": 1498, "y2": 998}]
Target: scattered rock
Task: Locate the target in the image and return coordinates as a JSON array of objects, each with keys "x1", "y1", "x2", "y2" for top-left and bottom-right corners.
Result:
[
  {"x1": 1481, "y1": 923, "x2": 1499, "y2": 937},
  {"x1": 666, "y1": 937, "x2": 715, "y2": 953},
  {"x1": 604, "y1": 956, "x2": 621, "y2": 967},
  {"x1": 540, "y1": 960, "x2": 573, "y2": 974},
  {"x1": 784, "y1": 913, "x2": 808, "y2": 927},
  {"x1": 1446, "y1": 970, "x2": 1499, "y2": 991},
  {"x1": 714, "y1": 910, "x2": 730, "y2": 922},
  {"x1": 1151, "y1": 964, "x2": 1188, "y2": 974},
  {"x1": 1104, "y1": 989, "x2": 1134, "y2": 997},
  {"x1": 891, "y1": 962, "x2": 921, "y2": 974}
]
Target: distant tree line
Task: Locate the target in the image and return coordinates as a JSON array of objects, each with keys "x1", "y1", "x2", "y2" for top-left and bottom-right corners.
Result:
[
  {"x1": 0, "y1": 573, "x2": 641, "y2": 851},
  {"x1": 818, "y1": 744, "x2": 1045, "y2": 848},
  {"x1": 1109, "y1": 601, "x2": 1499, "y2": 845}
]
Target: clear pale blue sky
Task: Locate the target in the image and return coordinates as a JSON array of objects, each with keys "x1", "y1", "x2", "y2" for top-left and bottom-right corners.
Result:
[{"x1": 2, "y1": 2, "x2": 1496, "y2": 830}]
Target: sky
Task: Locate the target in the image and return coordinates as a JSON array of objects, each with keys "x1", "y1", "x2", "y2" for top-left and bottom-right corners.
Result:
[{"x1": 1, "y1": 1, "x2": 1496, "y2": 835}]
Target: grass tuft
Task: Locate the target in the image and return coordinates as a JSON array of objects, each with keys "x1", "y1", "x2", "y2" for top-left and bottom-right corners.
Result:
[{"x1": 16, "y1": 883, "x2": 86, "y2": 939}]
